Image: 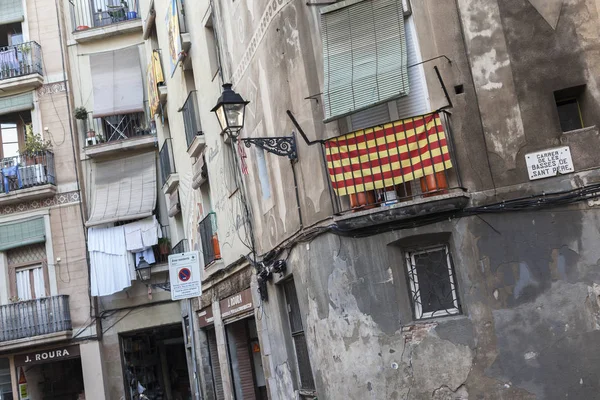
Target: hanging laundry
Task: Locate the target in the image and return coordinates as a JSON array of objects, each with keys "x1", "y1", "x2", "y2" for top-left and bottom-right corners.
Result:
[
  {"x1": 124, "y1": 216, "x2": 162, "y2": 252},
  {"x1": 88, "y1": 225, "x2": 134, "y2": 296}
]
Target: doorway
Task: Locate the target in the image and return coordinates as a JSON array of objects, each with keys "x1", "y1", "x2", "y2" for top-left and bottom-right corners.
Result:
[
  {"x1": 225, "y1": 318, "x2": 267, "y2": 400},
  {"x1": 121, "y1": 324, "x2": 192, "y2": 400}
]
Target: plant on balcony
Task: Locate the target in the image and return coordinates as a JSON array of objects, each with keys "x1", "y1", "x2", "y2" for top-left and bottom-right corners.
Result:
[
  {"x1": 75, "y1": 106, "x2": 96, "y2": 139},
  {"x1": 20, "y1": 43, "x2": 32, "y2": 74},
  {"x1": 21, "y1": 126, "x2": 52, "y2": 165},
  {"x1": 9, "y1": 296, "x2": 21, "y2": 303},
  {"x1": 158, "y1": 237, "x2": 171, "y2": 255}
]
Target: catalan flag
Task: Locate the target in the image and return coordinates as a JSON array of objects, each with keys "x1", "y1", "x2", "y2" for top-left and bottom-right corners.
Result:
[{"x1": 325, "y1": 112, "x2": 452, "y2": 196}]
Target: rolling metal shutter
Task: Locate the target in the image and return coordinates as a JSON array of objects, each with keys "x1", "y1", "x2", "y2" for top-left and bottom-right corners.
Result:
[
  {"x1": 321, "y1": 0, "x2": 409, "y2": 121},
  {"x1": 207, "y1": 329, "x2": 225, "y2": 400},
  {"x1": 229, "y1": 320, "x2": 256, "y2": 400}
]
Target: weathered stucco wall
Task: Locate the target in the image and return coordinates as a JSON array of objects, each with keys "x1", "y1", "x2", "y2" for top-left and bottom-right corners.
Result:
[{"x1": 261, "y1": 205, "x2": 600, "y2": 399}]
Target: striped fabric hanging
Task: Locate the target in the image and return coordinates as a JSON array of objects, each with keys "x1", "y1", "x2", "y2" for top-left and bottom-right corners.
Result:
[{"x1": 325, "y1": 112, "x2": 452, "y2": 196}]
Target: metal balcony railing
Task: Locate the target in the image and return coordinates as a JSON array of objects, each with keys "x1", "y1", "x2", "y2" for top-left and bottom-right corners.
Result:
[
  {"x1": 70, "y1": 0, "x2": 140, "y2": 31},
  {"x1": 0, "y1": 295, "x2": 72, "y2": 342},
  {"x1": 0, "y1": 41, "x2": 43, "y2": 81},
  {"x1": 199, "y1": 212, "x2": 221, "y2": 267},
  {"x1": 172, "y1": 239, "x2": 189, "y2": 254},
  {"x1": 81, "y1": 111, "x2": 153, "y2": 147},
  {"x1": 181, "y1": 91, "x2": 203, "y2": 149},
  {"x1": 0, "y1": 151, "x2": 56, "y2": 194},
  {"x1": 159, "y1": 139, "x2": 176, "y2": 185},
  {"x1": 323, "y1": 111, "x2": 462, "y2": 214}
]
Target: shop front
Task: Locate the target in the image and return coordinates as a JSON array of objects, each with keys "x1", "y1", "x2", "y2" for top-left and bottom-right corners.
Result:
[
  {"x1": 13, "y1": 344, "x2": 85, "y2": 400},
  {"x1": 120, "y1": 324, "x2": 192, "y2": 400},
  {"x1": 219, "y1": 289, "x2": 267, "y2": 400}
]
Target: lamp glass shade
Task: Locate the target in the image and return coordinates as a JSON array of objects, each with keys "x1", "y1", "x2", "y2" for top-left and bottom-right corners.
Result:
[
  {"x1": 136, "y1": 257, "x2": 152, "y2": 282},
  {"x1": 212, "y1": 83, "x2": 248, "y2": 137}
]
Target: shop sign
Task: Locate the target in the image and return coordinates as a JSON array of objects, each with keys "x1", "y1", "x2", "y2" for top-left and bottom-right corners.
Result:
[
  {"x1": 525, "y1": 146, "x2": 574, "y2": 180},
  {"x1": 169, "y1": 251, "x2": 202, "y2": 301},
  {"x1": 15, "y1": 344, "x2": 80, "y2": 367},
  {"x1": 220, "y1": 288, "x2": 253, "y2": 320},
  {"x1": 198, "y1": 306, "x2": 214, "y2": 328}
]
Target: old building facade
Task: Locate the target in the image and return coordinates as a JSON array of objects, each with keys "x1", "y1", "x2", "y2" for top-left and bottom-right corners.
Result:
[
  {"x1": 3, "y1": 0, "x2": 595, "y2": 398},
  {"x1": 0, "y1": 0, "x2": 107, "y2": 397}
]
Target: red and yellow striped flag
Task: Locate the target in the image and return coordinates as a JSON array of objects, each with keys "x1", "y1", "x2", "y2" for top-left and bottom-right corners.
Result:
[{"x1": 325, "y1": 112, "x2": 452, "y2": 196}]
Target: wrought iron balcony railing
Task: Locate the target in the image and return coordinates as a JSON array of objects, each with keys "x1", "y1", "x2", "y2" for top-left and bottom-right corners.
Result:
[
  {"x1": 0, "y1": 41, "x2": 43, "y2": 81},
  {"x1": 159, "y1": 139, "x2": 176, "y2": 185},
  {"x1": 181, "y1": 91, "x2": 203, "y2": 149},
  {"x1": 70, "y1": 0, "x2": 140, "y2": 31},
  {"x1": 0, "y1": 295, "x2": 72, "y2": 342},
  {"x1": 0, "y1": 151, "x2": 56, "y2": 194},
  {"x1": 81, "y1": 111, "x2": 153, "y2": 147},
  {"x1": 199, "y1": 212, "x2": 221, "y2": 267},
  {"x1": 172, "y1": 239, "x2": 189, "y2": 254},
  {"x1": 322, "y1": 111, "x2": 462, "y2": 214}
]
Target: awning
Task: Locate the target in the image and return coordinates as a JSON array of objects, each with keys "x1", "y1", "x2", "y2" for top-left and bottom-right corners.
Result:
[
  {"x1": 90, "y1": 46, "x2": 145, "y2": 118},
  {"x1": 0, "y1": 92, "x2": 34, "y2": 116},
  {"x1": 86, "y1": 152, "x2": 157, "y2": 227},
  {"x1": 0, "y1": 0, "x2": 25, "y2": 25},
  {"x1": 0, "y1": 217, "x2": 45, "y2": 251}
]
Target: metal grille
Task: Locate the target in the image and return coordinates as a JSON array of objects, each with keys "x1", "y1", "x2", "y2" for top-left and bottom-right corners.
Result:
[
  {"x1": 159, "y1": 138, "x2": 176, "y2": 185},
  {"x1": 199, "y1": 213, "x2": 220, "y2": 266},
  {"x1": 7, "y1": 243, "x2": 46, "y2": 265},
  {"x1": 284, "y1": 279, "x2": 315, "y2": 391},
  {"x1": 405, "y1": 245, "x2": 460, "y2": 320},
  {"x1": 0, "y1": 295, "x2": 72, "y2": 342},
  {"x1": 182, "y1": 91, "x2": 203, "y2": 148},
  {"x1": 0, "y1": 42, "x2": 43, "y2": 81},
  {"x1": 172, "y1": 238, "x2": 189, "y2": 254},
  {"x1": 69, "y1": 0, "x2": 140, "y2": 31},
  {"x1": 82, "y1": 110, "x2": 152, "y2": 146},
  {"x1": 0, "y1": 151, "x2": 56, "y2": 194}
]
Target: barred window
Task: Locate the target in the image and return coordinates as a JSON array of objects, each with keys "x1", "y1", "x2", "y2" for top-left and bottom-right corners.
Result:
[{"x1": 405, "y1": 245, "x2": 460, "y2": 319}]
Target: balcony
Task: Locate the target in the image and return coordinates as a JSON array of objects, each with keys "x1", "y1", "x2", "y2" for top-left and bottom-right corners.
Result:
[
  {"x1": 0, "y1": 42, "x2": 43, "y2": 92},
  {"x1": 325, "y1": 112, "x2": 469, "y2": 231},
  {"x1": 70, "y1": 0, "x2": 142, "y2": 42},
  {"x1": 0, "y1": 295, "x2": 72, "y2": 350},
  {"x1": 181, "y1": 91, "x2": 205, "y2": 158},
  {"x1": 0, "y1": 151, "x2": 56, "y2": 205},
  {"x1": 80, "y1": 111, "x2": 156, "y2": 158},
  {"x1": 149, "y1": 233, "x2": 189, "y2": 273},
  {"x1": 159, "y1": 139, "x2": 178, "y2": 194},
  {"x1": 199, "y1": 212, "x2": 221, "y2": 268}
]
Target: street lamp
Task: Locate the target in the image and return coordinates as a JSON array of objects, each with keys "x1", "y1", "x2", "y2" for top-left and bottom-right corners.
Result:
[
  {"x1": 211, "y1": 83, "x2": 249, "y2": 138},
  {"x1": 211, "y1": 83, "x2": 298, "y2": 160},
  {"x1": 136, "y1": 256, "x2": 152, "y2": 283}
]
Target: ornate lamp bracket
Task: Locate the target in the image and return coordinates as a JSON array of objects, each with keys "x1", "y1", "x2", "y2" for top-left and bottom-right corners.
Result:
[{"x1": 240, "y1": 134, "x2": 297, "y2": 160}]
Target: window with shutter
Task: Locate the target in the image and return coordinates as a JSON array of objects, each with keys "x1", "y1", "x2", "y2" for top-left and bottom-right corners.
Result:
[{"x1": 321, "y1": 0, "x2": 409, "y2": 121}]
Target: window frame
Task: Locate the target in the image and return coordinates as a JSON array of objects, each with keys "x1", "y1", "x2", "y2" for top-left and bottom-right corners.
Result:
[
  {"x1": 14, "y1": 262, "x2": 47, "y2": 301},
  {"x1": 404, "y1": 244, "x2": 460, "y2": 320}
]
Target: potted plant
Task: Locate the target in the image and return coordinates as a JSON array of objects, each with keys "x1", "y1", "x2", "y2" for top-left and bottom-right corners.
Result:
[
  {"x1": 20, "y1": 43, "x2": 31, "y2": 74},
  {"x1": 21, "y1": 126, "x2": 52, "y2": 165},
  {"x1": 74, "y1": 106, "x2": 95, "y2": 139},
  {"x1": 158, "y1": 238, "x2": 170, "y2": 255}
]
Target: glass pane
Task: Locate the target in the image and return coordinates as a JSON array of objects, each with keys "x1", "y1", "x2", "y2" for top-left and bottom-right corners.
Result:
[
  {"x1": 557, "y1": 100, "x2": 583, "y2": 132},
  {"x1": 2, "y1": 143, "x2": 19, "y2": 159},
  {"x1": 1, "y1": 124, "x2": 18, "y2": 143},
  {"x1": 413, "y1": 248, "x2": 456, "y2": 314}
]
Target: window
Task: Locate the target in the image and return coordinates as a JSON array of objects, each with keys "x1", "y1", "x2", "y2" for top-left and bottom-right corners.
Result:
[
  {"x1": 405, "y1": 245, "x2": 460, "y2": 319},
  {"x1": 0, "y1": 123, "x2": 19, "y2": 159},
  {"x1": 320, "y1": 0, "x2": 409, "y2": 121},
  {"x1": 283, "y1": 279, "x2": 315, "y2": 391},
  {"x1": 554, "y1": 85, "x2": 587, "y2": 132},
  {"x1": 205, "y1": 9, "x2": 222, "y2": 81},
  {"x1": 16, "y1": 264, "x2": 46, "y2": 300}
]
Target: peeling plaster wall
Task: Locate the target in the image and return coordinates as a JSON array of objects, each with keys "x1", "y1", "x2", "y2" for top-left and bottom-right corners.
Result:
[{"x1": 261, "y1": 207, "x2": 600, "y2": 399}]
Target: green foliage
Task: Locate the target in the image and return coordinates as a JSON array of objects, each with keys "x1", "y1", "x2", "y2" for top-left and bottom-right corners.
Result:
[
  {"x1": 74, "y1": 106, "x2": 88, "y2": 120},
  {"x1": 21, "y1": 124, "x2": 52, "y2": 156}
]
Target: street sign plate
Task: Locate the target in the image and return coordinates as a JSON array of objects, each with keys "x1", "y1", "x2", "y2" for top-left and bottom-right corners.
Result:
[{"x1": 169, "y1": 251, "x2": 202, "y2": 301}]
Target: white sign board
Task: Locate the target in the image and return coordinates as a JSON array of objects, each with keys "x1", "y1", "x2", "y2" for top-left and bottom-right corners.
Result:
[
  {"x1": 169, "y1": 251, "x2": 202, "y2": 301},
  {"x1": 525, "y1": 146, "x2": 574, "y2": 180}
]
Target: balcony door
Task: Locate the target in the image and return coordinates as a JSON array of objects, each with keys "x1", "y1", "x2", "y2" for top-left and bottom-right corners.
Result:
[{"x1": 16, "y1": 264, "x2": 46, "y2": 301}]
